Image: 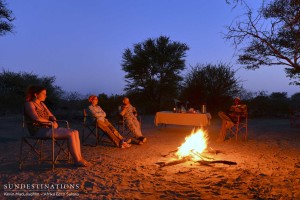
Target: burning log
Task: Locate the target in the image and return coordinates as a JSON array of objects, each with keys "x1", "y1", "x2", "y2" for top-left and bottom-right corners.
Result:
[
  {"x1": 155, "y1": 157, "x2": 190, "y2": 168},
  {"x1": 155, "y1": 157, "x2": 237, "y2": 168},
  {"x1": 197, "y1": 160, "x2": 237, "y2": 166},
  {"x1": 190, "y1": 150, "x2": 214, "y2": 161},
  {"x1": 161, "y1": 148, "x2": 224, "y2": 158}
]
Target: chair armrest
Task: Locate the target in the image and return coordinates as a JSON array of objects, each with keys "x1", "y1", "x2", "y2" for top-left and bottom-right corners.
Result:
[
  {"x1": 24, "y1": 120, "x2": 53, "y2": 128},
  {"x1": 55, "y1": 120, "x2": 69, "y2": 129},
  {"x1": 23, "y1": 120, "x2": 55, "y2": 138}
]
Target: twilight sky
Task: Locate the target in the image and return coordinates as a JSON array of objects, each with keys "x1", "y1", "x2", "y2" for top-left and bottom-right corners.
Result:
[{"x1": 0, "y1": 0, "x2": 299, "y2": 96}]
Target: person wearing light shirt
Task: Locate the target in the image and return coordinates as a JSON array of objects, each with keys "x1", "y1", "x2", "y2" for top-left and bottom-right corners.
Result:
[
  {"x1": 120, "y1": 97, "x2": 147, "y2": 144},
  {"x1": 87, "y1": 95, "x2": 131, "y2": 148}
]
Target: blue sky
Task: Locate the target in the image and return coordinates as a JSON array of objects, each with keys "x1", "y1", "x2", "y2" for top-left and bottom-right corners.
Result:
[{"x1": 0, "y1": 0, "x2": 299, "y2": 96}]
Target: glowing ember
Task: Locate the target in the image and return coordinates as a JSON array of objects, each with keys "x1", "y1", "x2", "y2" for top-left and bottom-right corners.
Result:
[{"x1": 176, "y1": 129, "x2": 208, "y2": 160}]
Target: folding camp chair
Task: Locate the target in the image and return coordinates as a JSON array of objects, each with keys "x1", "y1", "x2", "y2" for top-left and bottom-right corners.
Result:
[
  {"x1": 228, "y1": 113, "x2": 248, "y2": 141},
  {"x1": 19, "y1": 117, "x2": 70, "y2": 170},
  {"x1": 82, "y1": 109, "x2": 107, "y2": 146},
  {"x1": 116, "y1": 114, "x2": 131, "y2": 137}
]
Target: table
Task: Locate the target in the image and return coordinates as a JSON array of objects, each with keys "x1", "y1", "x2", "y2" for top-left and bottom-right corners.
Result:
[{"x1": 154, "y1": 111, "x2": 212, "y2": 127}]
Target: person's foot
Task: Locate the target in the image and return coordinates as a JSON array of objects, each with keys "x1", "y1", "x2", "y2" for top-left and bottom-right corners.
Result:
[
  {"x1": 138, "y1": 140, "x2": 143, "y2": 145},
  {"x1": 121, "y1": 142, "x2": 131, "y2": 148},
  {"x1": 130, "y1": 138, "x2": 140, "y2": 144},
  {"x1": 75, "y1": 159, "x2": 92, "y2": 167},
  {"x1": 139, "y1": 136, "x2": 147, "y2": 143},
  {"x1": 125, "y1": 138, "x2": 132, "y2": 144}
]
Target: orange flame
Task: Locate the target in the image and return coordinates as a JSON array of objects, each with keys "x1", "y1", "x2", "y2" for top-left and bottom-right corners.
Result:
[{"x1": 176, "y1": 129, "x2": 208, "y2": 160}]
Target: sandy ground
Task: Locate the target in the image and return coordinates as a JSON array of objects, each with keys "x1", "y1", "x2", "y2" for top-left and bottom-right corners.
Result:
[{"x1": 0, "y1": 115, "x2": 300, "y2": 200}]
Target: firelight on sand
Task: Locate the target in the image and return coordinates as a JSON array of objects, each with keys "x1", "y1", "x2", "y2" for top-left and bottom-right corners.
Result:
[{"x1": 176, "y1": 129, "x2": 208, "y2": 161}]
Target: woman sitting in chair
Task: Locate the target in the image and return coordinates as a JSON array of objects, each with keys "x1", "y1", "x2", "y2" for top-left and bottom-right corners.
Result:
[
  {"x1": 87, "y1": 95, "x2": 131, "y2": 148},
  {"x1": 120, "y1": 97, "x2": 147, "y2": 144},
  {"x1": 217, "y1": 97, "x2": 247, "y2": 142},
  {"x1": 24, "y1": 85, "x2": 91, "y2": 167}
]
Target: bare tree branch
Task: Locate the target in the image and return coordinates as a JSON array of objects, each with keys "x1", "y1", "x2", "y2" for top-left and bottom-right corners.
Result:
[{"x1": 224, "y1": 0, "x2": 300, "y2": 85}]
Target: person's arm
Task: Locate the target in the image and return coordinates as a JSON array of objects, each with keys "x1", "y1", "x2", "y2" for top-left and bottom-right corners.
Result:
[
  {"x1": 120, "y1": 104, "x2": 129, "y2": 116},
  {"x1": 234, "y1": 105, "x2": 246, "y2": 114},
  {"x1": 88, "y1": 105, "x2": 106, "y2": 119},
  {"x1": 229, "y1": 105, "x2": 247, "y2": 118},
  {"x1": 239, "y1": 105, "x2": 247, "y2": 115},
  {"x1": 226, "y1": 105, "x2": 235, "y2": 116},
  {"x1": 41, "y1": 102, "x2": 56, "y2": 121}
]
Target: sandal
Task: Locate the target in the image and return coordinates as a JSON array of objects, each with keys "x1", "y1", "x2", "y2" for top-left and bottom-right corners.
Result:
[
  {"x1": 121, "y1": 142, "x2": 131, "y2": 148},
  {"x1": 75, "y1": 159, "x2": 92, "y2": 167},
  {"x1": 139, "y1": 137, "x2": 147, "y2": 143},
  {"x1": 125, "y1": 138, "x2": 132, "y2": 144}
]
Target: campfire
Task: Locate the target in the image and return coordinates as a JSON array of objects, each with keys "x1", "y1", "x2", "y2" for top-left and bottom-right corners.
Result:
[
  {"x1": 156, "y1": 128, "x2": 237, "y2": 167},
  {"x1": 176, "y1": 129, "x2": 208, "y2": 161}
]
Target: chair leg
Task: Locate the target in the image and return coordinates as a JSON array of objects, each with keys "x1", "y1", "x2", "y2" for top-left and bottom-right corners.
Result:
[
  {"x1": 98, "y1": 131, "x2": 105, "y2": 144},
  {"x1": 52, "y1": 139, "x2": 55, "y2": 169},
  {"x1": 82, "y1": 126, "x2": 85, "y2": 145},
  {"x1": 96, "y1": 126, "x2": 99, "y2": 146},
  {"x1": 19, "y1": 138, "x2": 24, "y2": 170},
  {"x1": 19, "y1": 138, "x2": 42, "y2": 169},
  {"x1": 19, "y1": 137, "x2": 71, "y2": 169},
  {"x1": 82, "y1": 125, "x2": 99, "y2": 146},
  {"x1": 54, "y1": 140, "x2": 70, "y2": 162},
  {"x1": 245, "y1": 125, "x2": 248, "y2": 141}
]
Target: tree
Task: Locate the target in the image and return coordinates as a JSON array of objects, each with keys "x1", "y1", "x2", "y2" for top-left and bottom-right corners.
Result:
[
  {"x1": 121, "y1": 36, "x2": 189, "y2": 112},
  {"x1": 0, "y1": 70, "x2": 62, "y2": 114},
  {"x1": 290, "y1": 92, "x2": 300, "y2": 109},
  {"x1": 248, "y1": 91, "x2": 271, "y2": 117},
  {"x1": 0, "y1": 0, "x2": 14, "y2": 36},
  {"x1": 269, "y1": 92, "x2": 289, "y2": 116},
  {"x1": 225, "y1": 0, "x2": 244, "y2": 5},
  {"x1": 181, "y1": 63, "x2": 242, "y2": 114},
  {"x1": 225, "y1": 0, "x2": 300, "y2": 85}
]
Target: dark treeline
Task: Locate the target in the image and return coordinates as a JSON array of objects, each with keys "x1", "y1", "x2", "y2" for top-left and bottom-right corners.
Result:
[{"x1": 1, "y1": 70, "x2": 299, "y2": 120}]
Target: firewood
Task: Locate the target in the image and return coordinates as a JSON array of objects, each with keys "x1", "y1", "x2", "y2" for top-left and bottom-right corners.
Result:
[
  {"x1": 155, "y1": 157, "x2": 190, "y2": 167},
  {"x1": 197, "y1": 160, "x2": 237, "y2": 166}
]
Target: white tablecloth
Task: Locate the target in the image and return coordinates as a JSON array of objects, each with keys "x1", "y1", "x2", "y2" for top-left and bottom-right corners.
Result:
[{"x1": 154, "y1": 111, "x2": 212, "y2": 127}]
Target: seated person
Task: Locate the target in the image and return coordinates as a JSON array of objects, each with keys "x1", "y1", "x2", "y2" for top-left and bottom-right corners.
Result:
[
  {"x1": 119, "y1": 97, "x2": 147, "y2": 144},
  {"x1": 24, "y1": 85, "x2": 91, "y2": 167},
  {"x1": 217, "y1": 97, "x2": 247, "y2": 142},
  {"x1": 86, "y1": 95, "x2": 131, "y2": 148}
]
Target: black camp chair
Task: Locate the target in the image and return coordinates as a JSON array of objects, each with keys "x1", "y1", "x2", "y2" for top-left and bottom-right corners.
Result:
[{"x1": 19, "y1": 117, "x2": 70, "y2": 170}]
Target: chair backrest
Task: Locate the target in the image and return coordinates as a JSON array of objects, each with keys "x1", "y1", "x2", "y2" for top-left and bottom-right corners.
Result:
[
  {"x1": 83, "y1": 108, "x2": 98, "y2": 126},
  {"x1": 83, "y1": 108, "x2": 87, "y2": 124},
  {"x1": 22, "y1": 114, "x2": 33, "y2": 137}
]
